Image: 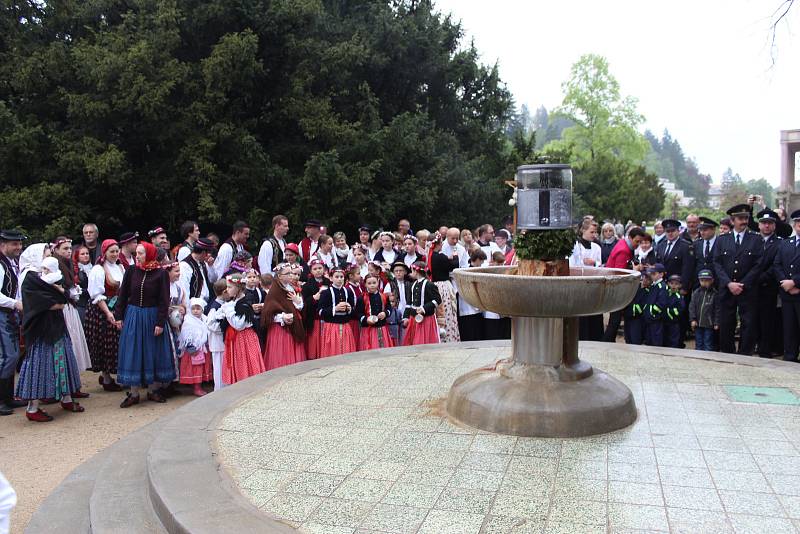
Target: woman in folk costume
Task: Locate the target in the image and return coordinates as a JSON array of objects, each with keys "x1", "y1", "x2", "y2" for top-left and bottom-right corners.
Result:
[
  {"x1": 223, "y1": 250, "x2": 254, "y2": 278},
  {"x1": 166, "y1": 261, "x2": 187, "y2": 377},
  {"x1": 17, "y1": 256, "x2": 86, "y2": 421},
  {"x1": 403, "y1": 262, "x2": 442, "y2": 346},
  {"x1": 51, "y1": 237, "x2": 92, "y2": 395},
  {"x1": 358, "y1": 273, "x2": 395, "y2": 350},
  {"x1": 318, "y1": 268, "x2": 357, "y2": 357},
  {"x1": 221, "y1": 273, "x2": 266, "y2": 384},
  {"x1": 426, "y1": 232, "x2": 461, "y2": 343},
  {"x1": 314, "y1": 235, "x2": 337, "y2": 271},
  {"x1": 86, "y1": 239, "x2": 125, "y2": 391},
  {"x1": 72, "y1": 244, "x2": 92, "y2": 322},
  {"x1": 346, "y1": 263, "x2": 364, "y2": 349},
  {"x1": 115, "y1": 242, "x2": 176, "y2": 407},
  {"x1": 262, "y1": 263, "x2": 306, "y2": 370},
  {"x1": 178, "y1": 298, "x2": 213, "y2": 396},
  {"x1": 301, "y1": 259, "x2": 328, "y2": 359}
]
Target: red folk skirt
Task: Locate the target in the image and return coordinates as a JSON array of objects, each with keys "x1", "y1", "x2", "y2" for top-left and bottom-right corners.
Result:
[
  {"x1": 265, "y1": 323, "x2": 306, "y2": 370},
  {"x1": 223, "y1": 327, "x2": 266, "y2": 385},
  {"x1": 179, "y1": 350, "x2": 213, "y2": 384},
  {"x1": 305, "y1": 318, "x2": 324, "y2": 360},
  {"x1": 403, "y1": 315, "x2": 440, "y2": 346},
  {"x1": 320, "y1": 322, "x2": 357, "y2": 358},
  {"x1": 359, "y1": 325, "x2": 395, "y2": 351},
  {"x1": 349, "y1": 319, "x2": 360, "y2": 351}
]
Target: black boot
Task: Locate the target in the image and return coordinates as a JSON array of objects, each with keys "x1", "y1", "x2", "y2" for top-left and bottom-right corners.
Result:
[
  {"x1": 1, "y1": 377, "x2": 25, "y2": 410},
  {"x1": 0, "y1": 378, "x2": 13, "y2": 415}
]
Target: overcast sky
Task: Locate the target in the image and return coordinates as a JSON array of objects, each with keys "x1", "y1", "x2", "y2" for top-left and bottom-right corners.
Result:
[{"x1": 434, "y1": 0, "x2": 799, "y2": 186}]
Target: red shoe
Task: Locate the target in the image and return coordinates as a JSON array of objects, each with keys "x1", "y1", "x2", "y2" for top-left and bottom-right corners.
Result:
[
  {"x1": 26, "y1": 409, "x2": 53, "y2": 422},
  {"x1": 61, "y1": 401, "x2": 85, "y2": 412},
  {"x1": 192, "y1": 386, "x2": 207, "y2": 397},
  {"x1": 120, "y1": 393, "x2": 140, "y2": 408},
  {"x1": 72, "y1": 390, "x2": 90, "y2": 399},
  {"x1": 101, "y1": 380, "x2": 123, "y2": 392},
  {"x1": 39, "y1": 398, "x2": 58, "y2": 405}
]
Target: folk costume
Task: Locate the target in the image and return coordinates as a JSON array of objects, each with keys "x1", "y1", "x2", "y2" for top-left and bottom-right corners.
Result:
[
  {"x1": 403, "y1": 266, "x2": 441, "y2": 346},
  {"x1": 298, "y1": 219, "x2": 322, "y2": 263},
  {"x1": 262, "y1": 271, "x2": 306, "y2": 370},
  {"x1": 384, "y1": 262, "x2": 412, "y2": 343},
  {"x1": 213, "y1": 237, "x2": 244, "y2": 279},
  {"x1": 221, "y1": 282, "x2": 266, "y2": 384},
  {"x1": 301, "y1": 261, "x2": 328, "y2": 359},
  {"x1": 205, "y1": 295, "x2": 227, "y2": 390},
  {"x1": 0, "y1": 230, "x2": 24, "y2": 414},
  {"x1": 179, "y1": 238, "x2": 217, "y2": 303},
  {"x1": 56, "y1": 247, "x2": 92, "y2": 372},
  {"x1": 346, "y1": 281, "x2": 363, "y2": 349},
  {"x1": 16, "y1": 257, "x2": 83, "y2": 410},
  {"x1": 258, "y1": 234, "x2": 286, "y2": 275},
  {"x1": 86, "y1": 240, "x2": 124, "y2": 380},
  {"x1": 358, "y1": 289, "x2": 395, "y2": 350},
  {"x1": 428, "y1": 238, "x2": 461, "y2": 343},
  {"x1": 178, "y1": 298, "x2": 213, "y2": 386},
  {"x1": 115, "y1": 242, "x2": 176, "y2": 389},
  {"x1": 318, "y1": 275, "x2": 357, "y2": 357}
]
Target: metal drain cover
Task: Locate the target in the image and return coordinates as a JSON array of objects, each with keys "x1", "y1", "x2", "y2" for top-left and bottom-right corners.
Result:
[{"x1": 724, "y1": 385, "x2": 800, "y2": 405}]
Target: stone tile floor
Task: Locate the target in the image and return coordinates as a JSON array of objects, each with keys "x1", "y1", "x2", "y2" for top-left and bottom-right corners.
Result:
[{"x1": 215, "y1": 346, "x2": 800, "y2": 533}]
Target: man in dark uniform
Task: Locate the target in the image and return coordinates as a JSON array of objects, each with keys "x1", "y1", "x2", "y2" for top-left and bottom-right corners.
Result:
[
  {"x1": 773, "y1": 210, "x2": 800, "y2": 362},
  {"x1": 754, "y1": 209, "x2": 783, "y2": 358},
  {"x1": 656, "y1": 219, "x2": 694, "y2": 347},
  {"x1": 693, "y1": 217, "x2": 718, "y2": 280},
  {"x1": 713, "y1": 204, "x2": 763, "y2": 354}
]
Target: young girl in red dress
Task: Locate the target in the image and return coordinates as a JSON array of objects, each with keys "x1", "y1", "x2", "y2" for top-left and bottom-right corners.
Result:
[
  {"x1": 221, "y1": 274, "x2": 266, "y2": 384},
  {"x1": 346, "y1": 264, "x2": 364, "y2": 350},
  {"x1": 178, "y1": 297, "x2": 212, "y2": 396},
  {"x1": 358, "y1": 274, "x2": 395, "y2": 350},
  {"x1": 262, "y1": 263, "x2": 306, "y2": 370},
  {"x1": 403, "y1": 262, "x2": 442, "y2": 346},
  {"x1": 318, "y1": 268, "x2": 357, "y2": 357},
  {"x1": 301, "y1": 259, "x2": 328, "y2": 359}
]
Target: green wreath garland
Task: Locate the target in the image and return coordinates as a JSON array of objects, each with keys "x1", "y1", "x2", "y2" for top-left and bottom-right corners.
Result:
[{"x1": 512, "y1": 228, "x2": 576, "y2": 261}]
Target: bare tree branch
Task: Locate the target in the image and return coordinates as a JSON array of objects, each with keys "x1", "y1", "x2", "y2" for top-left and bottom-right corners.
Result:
[{"x1": 770, "y1": 0, "x2": 795, "y2": 66}]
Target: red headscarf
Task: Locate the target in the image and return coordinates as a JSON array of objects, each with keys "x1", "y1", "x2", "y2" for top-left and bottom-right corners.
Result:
[
  {"x1": 138, "y1": 242, "x2": 160, "y2": 271},
  {"x1": 97, "y1": 239, "x2": 119, "y2": 266}
]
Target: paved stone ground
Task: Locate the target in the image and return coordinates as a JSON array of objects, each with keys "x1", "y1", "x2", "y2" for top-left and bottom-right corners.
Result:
[
  {"x1": 217, "y1": 346, "x2": 800, "y2": 534},
  {"x1": 0, "y1": 371, "x2": 193, "y2": 534}
]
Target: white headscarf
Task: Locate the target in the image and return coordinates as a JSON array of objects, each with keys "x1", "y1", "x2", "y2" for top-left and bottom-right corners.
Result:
[
  {"x1": 179, "y1": 297, "x2": 208, "y2": 351},
  {"x1": 18, "y1": 243, "x2": 48, "y2": 287},
  {"x1": 40, "y1": 256, "x2": 63, "y2": 285}
]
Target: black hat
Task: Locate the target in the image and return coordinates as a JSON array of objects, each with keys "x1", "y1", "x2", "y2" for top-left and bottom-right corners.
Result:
[
  {"x1": 0, "y1": 229, "x2": 27, "y2": 242},
  {"x1": 756, "y1": 209, "x2": 778, "y2": 223},
  {"x1": 668, "y1": 274, "x2": 682, "y2": 283},
  {"x1": 661, "y1": 219, "x2": 680, "y2": 231},
  {"x1": 358, "y1": 225, "x2": 371, "y2": 233},
  {"x1": 192, "y1": 237, "x2": 216, "y2": 252},
  {"x1": 148, "y1": 226, "x2": 167, "y2": 238},
  {"x1": 698, "y1": 217, "x2": 718, "y2": 229},
  {"x1": 118, "y1": 231, "x2": 139, "y2": 245},
  {"x1": 791, "y1": 210, "x2": 800, "y2": 221},
  {"x1": 726, "y1": 204, "x2": 751, "y2": 218},
  {"x1": 698, "y1": 269, "x2": 714, "y2": 279},
  {"x1": 303, "y1": 219, "x2": 322, "y2": 229},
  {"x1": 390, "y1": 261, "x2": 409, "y2": 273},
  {"x1": 496, "y1": 229, "x2": 512, "y2": 240}
]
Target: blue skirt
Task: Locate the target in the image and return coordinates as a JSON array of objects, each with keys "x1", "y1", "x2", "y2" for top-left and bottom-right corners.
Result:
[
  {"x1": 16, "y1": 335, "x2": 82, "y2": 400},
  {"x1": 117, "y1": 305, "x2": 176, "y2": 387}
]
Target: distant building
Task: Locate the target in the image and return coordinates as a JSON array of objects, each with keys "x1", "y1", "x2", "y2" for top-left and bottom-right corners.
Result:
[
  {"x1": 707, "y1": 186, "x2": 723, "y2": 210},
  {"x1": 658, "y1": 178, "x2": 694, "y2": 207}
]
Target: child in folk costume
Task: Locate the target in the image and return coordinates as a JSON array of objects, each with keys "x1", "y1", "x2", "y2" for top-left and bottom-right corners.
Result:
[
  {"x1": 353, "y1": 246, "x2": 370, "y2": 278},
  {"x1": 221, "y1": 274, "x2": 266, "y2": 384},
  {"x1": 333, "y1": 232, "x2": 355, "y2": 269},
  {"x1": 244, "y1": 269, "x2": 267, "y2": 347},
  {"x1": 358, "y1": 273, "x2": 395, "y2": 350},
  {"x1": 385, "y1": 292, "x2": 403, "y2": 345},
  {"x1": 368, "y1": 261, "x2": 387, "y2": 291},
  {"x1": 374, "y1": 232, "x2": 398, "y2": 269},
  {"x1": 318, "y1": 268, "x2": 357, "y2": 357},
  {"x1": 315, "y1": 235, "x2": 337, "y2": 271},
  {"x1": 262, "y1": 263, "x2": 306, "y2": 370},
  {"x1": 178, "y1": 298, "x2": 213, "y2": 396},
  {"x1": 403, "y1": 262, "x2": 442, "y2": 346},
  {"x1": 205, "y1": 279, "x2": 228, "y2": 391},
  {"x1": 346, "y1": 264, "x2": 364, "y2": 349},
  {"x1": 301, "y1": 259, "x2": 329, "y2": 359},
  {"x1": 385, "y1": 261, "x2": 412, "y2": 344}
]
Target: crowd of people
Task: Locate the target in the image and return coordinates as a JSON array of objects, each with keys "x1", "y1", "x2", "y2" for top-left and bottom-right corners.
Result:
[{"x1": 1, "y1": 199, "x2": 799, "y2": 422}]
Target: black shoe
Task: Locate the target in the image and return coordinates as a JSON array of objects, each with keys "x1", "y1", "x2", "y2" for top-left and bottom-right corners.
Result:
[{"x1": 0, "y1": 405, "x2": 12, "y2": 416}]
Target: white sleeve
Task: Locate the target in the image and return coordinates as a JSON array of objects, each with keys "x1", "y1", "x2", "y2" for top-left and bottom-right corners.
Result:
[
  {"x1": 0, "y1": 471, "x2": 17, "y2": 534},
  {"x1": 568, "y1": 242, "x2": 582, "y2": 268},
  {"x1": 0, "y1": 265, "x2": 17, "y2": 310},
  {"x1": 383, "y1": 285, "x2": 392, "y2": 294},
  {"x1": 176, "y1": 247, "x2": 190, "y2": 262},
  {"x1": 258, "y1": 240, "x2": 273, "y2": 275},
  {"x1": 213, "y1": 243, "x2": 233, "y2": 279},
  {"x1": 205, "y1": 308, "x2": 223, "y2": 332},
  {"x1": 88, "y1": 265, "x2": 107, "y2": 303},
  {"x1": 179, "y1": 263, "x2": 193, "y2": 301},
  {"x1": 458, "y1": 246, "x2": 469, "y2": 269},
  {"x1": 223, "y1": 301, "x2": 250, "y2": 330}
]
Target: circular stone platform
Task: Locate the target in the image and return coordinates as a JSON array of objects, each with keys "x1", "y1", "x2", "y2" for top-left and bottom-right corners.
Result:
[{"x1": 215, "y1": 344, "x2": 800, "y2": 534}]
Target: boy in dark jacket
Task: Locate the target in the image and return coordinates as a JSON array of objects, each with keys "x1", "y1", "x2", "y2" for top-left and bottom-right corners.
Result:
[
  {"x1": 644, "y1": 264, "x2": 668, "y2": 346},
  {"x1": 689, "y1": 269, "x2": 719, "y2": 351},
  {"x1": 624, "y1": 273, "x2": 650, "y2": 345},
  {"x1": 664, "y1": 275, "x2": 686, "y2": 348}
]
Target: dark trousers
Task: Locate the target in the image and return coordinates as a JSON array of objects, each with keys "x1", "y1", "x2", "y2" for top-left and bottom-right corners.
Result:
[
  {"x1": 718, "y1": 292, "x2": 757, "y2": 355},
  {"x1": 664, "y1": 322, "x2": 682, "y2": 348},
  {"x1": 603, "y1": 310, "x2": 623, "y2": 342},
  {"x1": 695, "y1": 327, "x2": 716, "y2": 351},
  {"x1": 756, "y1": 289, "x2": 781, "y2": 357},
  {"x1": 580, "y1": 315, "x2": 604, "y2": 341},
  {"x1": 781, "y1": 301, "x2": 800, "y2": 362},
  {"x1": 624, "y1": 317, "x2": 643, "y2": 345},
  {"x1": 483, "y1": 318, "x2": 503, "y2": 340},
  {"x1": 644, "y1": 321, "x2": 663, "y2": 346},
  {"x1": 458, "y1": 314, "x2": 484, "y2": 342}
]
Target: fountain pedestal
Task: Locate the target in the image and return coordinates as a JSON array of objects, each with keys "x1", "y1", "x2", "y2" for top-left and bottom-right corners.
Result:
[{"x1": 446, "y1": 266, "x2": 640, "y2": 438}]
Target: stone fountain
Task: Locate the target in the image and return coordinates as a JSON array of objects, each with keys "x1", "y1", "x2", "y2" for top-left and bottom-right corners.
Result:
[{"x1": 447, "y1": 164, "x2": 640, "y2": 437}]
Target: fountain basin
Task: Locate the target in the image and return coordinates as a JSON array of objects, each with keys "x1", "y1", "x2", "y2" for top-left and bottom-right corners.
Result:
[{"x1": 453, "y1": 265, "x2": 641, "y2": 317}]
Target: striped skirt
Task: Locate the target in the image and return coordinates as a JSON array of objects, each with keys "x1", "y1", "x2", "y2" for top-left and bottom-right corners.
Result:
[
  {"x1": 86, "y1": 303, "x2": 119, "y2": 375},
  {"x1": 16, "y1": 335, "x2": 82, "y2": 400}
]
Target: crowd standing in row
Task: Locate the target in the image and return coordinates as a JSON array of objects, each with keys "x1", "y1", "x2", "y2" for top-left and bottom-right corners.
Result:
[{"x1": 1, "y1": 200, "x2": 799, "y2": 422}]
